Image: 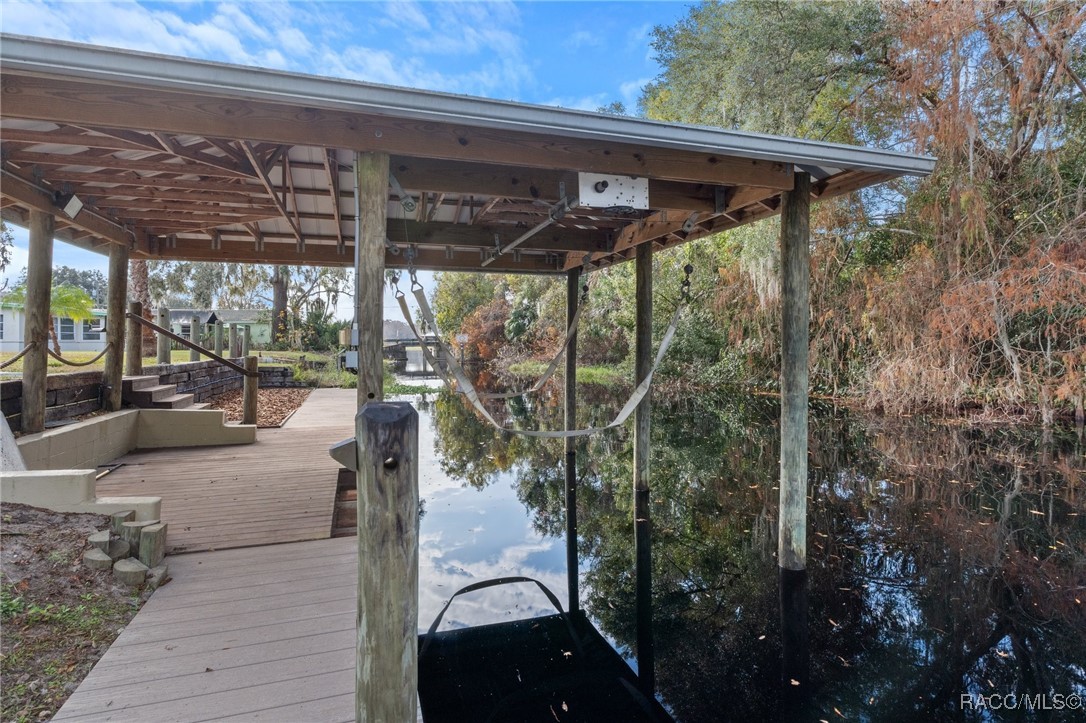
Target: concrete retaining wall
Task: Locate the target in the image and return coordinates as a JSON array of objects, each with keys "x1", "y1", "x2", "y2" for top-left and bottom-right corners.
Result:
[
  {"x1": 0, "y1": 469, "x2": 160, "y2": 521},
  {"x1": 17, "y1": 410, "x2": 139, "y2": 471},
  {"x1": 16, "y1": 408, "x2": 255, "y2": 472}
]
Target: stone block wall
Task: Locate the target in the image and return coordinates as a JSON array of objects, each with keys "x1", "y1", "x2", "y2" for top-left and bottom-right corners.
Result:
[
  {"x1": 1, "y1": 362, "x2": 302, "y2": 431},
  {"x1": 1, "y1": 371, "x2": 104, "y2": 433},
  {"x1": 139, "y1": 360, "x2": 303, "y2": 402}
]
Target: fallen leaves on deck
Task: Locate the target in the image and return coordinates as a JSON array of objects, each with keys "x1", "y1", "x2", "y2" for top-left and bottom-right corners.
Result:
[{"x1": 205, "y1": 388, "x2": 312, "y2": 427}]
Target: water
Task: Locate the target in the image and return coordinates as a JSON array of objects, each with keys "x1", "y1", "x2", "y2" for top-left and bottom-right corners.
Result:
[{"x1": 412, "y1": 388, "x2": 1086, "y2": 722}]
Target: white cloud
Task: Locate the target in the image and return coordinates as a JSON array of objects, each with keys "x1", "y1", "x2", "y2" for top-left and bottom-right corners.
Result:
[
  {"x1": 541, "y1": 92, "x2": 610, "y2": 113},
  {"x1": 619, "y1": 76, "x2": 651, "y2": 109},
  {"x1": 564, "y1": 29, "x2": 601, "y2": 51}
]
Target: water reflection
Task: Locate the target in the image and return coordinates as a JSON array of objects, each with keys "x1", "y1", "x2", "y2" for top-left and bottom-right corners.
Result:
[{"x1": 424, "y1": 388, "x2": 1086, "y2": 721}]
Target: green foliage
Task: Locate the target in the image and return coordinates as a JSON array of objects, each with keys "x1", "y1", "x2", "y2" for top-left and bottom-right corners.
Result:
[
  {"x1": 0, "y1": 221, "x2": 15, "y2": 284},
  {"x1": 2, "y1": 283, "x2": 95, "y2": 322},
  {"x1": 504, "y1": 299, "x2": 536, "y2": 342},
  {"x1": 431, "y1": 273, "x2": 499, "y2": 335},
  {"x1": 642, "y1": 0, "x2": 885, "y2": 137},
  {"x1": 52, "y1": 266, "x2": 108, "y2": 305}
]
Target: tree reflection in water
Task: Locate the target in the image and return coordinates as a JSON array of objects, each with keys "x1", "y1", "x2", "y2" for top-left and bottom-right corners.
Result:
[{"x1": 430, "y1": 386, "x2": 1085, "y2": 721}]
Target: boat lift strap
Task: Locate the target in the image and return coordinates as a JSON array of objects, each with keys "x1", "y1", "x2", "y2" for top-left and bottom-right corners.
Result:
[{"x1": 396, "y1": 275, "x2": 687, "y2": 438}]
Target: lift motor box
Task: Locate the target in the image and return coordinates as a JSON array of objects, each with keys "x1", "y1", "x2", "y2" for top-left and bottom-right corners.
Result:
[{"x1": 577, "y1": 173, "x2": 649, "y2": 210}]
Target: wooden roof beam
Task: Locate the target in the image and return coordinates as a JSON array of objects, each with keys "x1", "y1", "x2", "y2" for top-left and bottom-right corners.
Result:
[
  {"x1": 59, "y1": 176, "x2": 269, "y2": 196},
  {"x1": 6, "y1": 149, "x2": 253, "y2": 178},
  {"x1": 322, "y1": 149, "x2": 346, "y2": 253},
  {"x1": 240, "y1": 141, "x2": 304, "y2": 247},
  {"x1": 144, "y1": 235, "x2": 564, "y2": 273},
  {"x1": 282, "y1": 153, "x2": 304, "y2": 252},
  {"x1": 0, "y1": 167, "x2": 148, "y2": 251},
  {"x1": 3, "y1": 75, "x2": 794, "y2": 188},
  {"x1": 389, "y1": 156, "x2": 732, "y2": 213}
]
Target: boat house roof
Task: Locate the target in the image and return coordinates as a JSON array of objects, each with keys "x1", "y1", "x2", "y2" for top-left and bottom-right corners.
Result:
[{"x1": 0, "y1": 34, "x2": 935, "y2": 275}]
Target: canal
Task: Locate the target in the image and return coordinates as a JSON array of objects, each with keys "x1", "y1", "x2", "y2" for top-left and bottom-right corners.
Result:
[{"x1": 410, "y1": 388, "x2": 1086, "y2": 721}]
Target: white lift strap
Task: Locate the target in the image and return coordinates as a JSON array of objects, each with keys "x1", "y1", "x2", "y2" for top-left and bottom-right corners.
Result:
[{"x1": 398, "y1": 286, "x2": 684, "y2": 439}]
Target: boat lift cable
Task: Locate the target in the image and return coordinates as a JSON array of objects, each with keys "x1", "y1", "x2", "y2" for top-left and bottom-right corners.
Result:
[
  {"x1": 394, "y1": 264, "x2": 693, "y2": 438},
  {"x1": 393, "y1": 269, "x2": 588, "y2": 401}
]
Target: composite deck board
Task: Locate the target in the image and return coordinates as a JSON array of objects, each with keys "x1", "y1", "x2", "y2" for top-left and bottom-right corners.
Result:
[
  {"x1": 54, "y1": 537, "x2": 362, "y2": 722},
  {"x1": 95, "y1": 426, "x2": 349, "y2": 552}
]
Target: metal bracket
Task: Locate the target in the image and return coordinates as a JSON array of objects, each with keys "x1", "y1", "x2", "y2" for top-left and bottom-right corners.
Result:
[
  {"x1": 388, "y1": 173, "x2": 417, "y2": 213},
  {"x1": 714, "y1": 187, "x2": 728, "y2": 214},
  {"x1": 211, "y1": 230, "x2": 222, "y2": 251}
]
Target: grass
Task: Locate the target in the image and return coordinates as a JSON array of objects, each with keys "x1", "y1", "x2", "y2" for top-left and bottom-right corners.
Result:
[
  {"x1": 1, "y1": 584, "x2": 139, "y2": 723},
  {"x1": 507, "y1": 360, "x2": 625, "y2": 386},
  {"x1": 0, "y1": 348, "x2": 330, "y2": 374},
  {"x1": 1, "y1": 347, "x2": 439, "y2": 394}
]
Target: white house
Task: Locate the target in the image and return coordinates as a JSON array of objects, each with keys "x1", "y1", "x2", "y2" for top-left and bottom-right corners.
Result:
[{"x1": 0, "y1": 304, "x2": 109, "y2": 354}]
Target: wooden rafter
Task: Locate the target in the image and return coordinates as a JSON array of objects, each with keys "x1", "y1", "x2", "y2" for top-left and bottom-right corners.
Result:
[
  {"x1": 425, "y1": 193, "x2": 445, "y2": 223},
  {"x1": 239, "y1": 141, "x2": 303, "y2": 247},
  {"x1": 322, "y1": 149, "x2": 345, "y2": 253},
  {"x1": 5, "y1": 150, "x2": 251, "y2": 178},
  {"x1": 469, "y1": 197, "x2": 501, "y2": 225},
  {"x1": 282, "y1": 153, "x2": 304, "y2": 252}
]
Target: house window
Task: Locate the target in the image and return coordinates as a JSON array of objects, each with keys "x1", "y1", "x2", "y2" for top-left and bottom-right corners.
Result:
[
  {"x1": 0, "y1": 313, "x2": 4, "y2": 340},
  {"x1": 58, "y1": 318, "x2": 75, "y2": 341},
  {"x1": 83, "y1": 319, "x2": 102, "y2": 340},
  {"x1": 180, "y1": 323, "x2": 191, "y2": 338}
]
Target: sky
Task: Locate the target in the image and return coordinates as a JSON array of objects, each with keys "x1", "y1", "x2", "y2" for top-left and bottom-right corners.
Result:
[{"x1": 0, "y1": 0, "x2": 694, "y2": 321}]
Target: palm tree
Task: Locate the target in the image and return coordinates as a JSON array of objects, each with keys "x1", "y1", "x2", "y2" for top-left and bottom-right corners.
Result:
[{"x1": 1, "y1": 283, "x2": 96, "y2": 354}]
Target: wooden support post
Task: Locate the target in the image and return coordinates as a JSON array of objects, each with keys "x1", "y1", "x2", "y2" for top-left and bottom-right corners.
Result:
[
  {"x1": 21, "y1": 210, "x2": 54, "y2": 433},
  {"x1": 633, "y1": 242, "x2": 654, "y2": 695},
  {"x1": 242, "y1": 325, "x2": 251, "y2": 357},
  {"x1": 779, "y1": 171, "x2": 811, "y2": 696},
  {"x1": 214, "y1": 321, "x2": 224, "y2": 357},
  {"x1": 242, "y1": 356, "x2": 258, "y2": 426},
  {"x1": 188, "y1": 316, "x2": 200, "y2": 361},
  {"x1": 355, "y1": 151, "x2": 389, "y2": 407},
  {"x1": 156, "y1": 307, "x2": 170, "y2": 364},
  {"x1": 103, "y1": 243, "x2": 128, "y2": 413},
  {"x1": 564, "y1": 268, "x2": 580, "y2": 613},
  {"x1": 125, "y1": 301, "x2": 142, "y2": 376},
  {"x1": 355, "y1": 402, "x2": 418, "y2": 723},
  {"x1": 228, "y1": 323, "x2": 238, "y2": 358}
]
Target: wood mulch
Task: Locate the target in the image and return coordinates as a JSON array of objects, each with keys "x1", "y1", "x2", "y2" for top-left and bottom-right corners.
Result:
[{"x1": 204, "y1": 387, "x2": 312, "y2": 428}]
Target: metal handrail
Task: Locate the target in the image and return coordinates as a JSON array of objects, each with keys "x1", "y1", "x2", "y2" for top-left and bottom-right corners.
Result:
[{"x1": 125, "y1": 312, "x2": 258, "y2": 377}]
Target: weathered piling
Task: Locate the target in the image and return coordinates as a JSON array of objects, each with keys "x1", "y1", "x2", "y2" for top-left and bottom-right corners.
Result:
[
  {"x1": 22, "y1": 210, "x2": 54, "y2": 432},
  {"x1": 103, "y1": 243, "x2": 128, "y2": 412},
  {"x1": 633, "y1": 241, "x2": 654, "y2": 695},
  {"x1": 564, "y1": 268, "x2": 580, "y2": 613},
  {"x1": 156, "y1": 307, "x2": 170, "y2": 364},
  {"x1": 779, "y1": 171, "x2": 811, "y2": 695},
  {"x1": 214, "y1": 321, "x2": 224, "y2": 357},
  {"x1": 188, "y1": 315, "x2": 200, "y2": 362},
  {"x1": 125, "y1": 301, "x2": 142, "y2": 376},
  {"x1": 355, "y1": 402, "x2": 418, "y2": 722},
  {"x1": 242, "y1": 356, "x2": 258, "y2": 426}
]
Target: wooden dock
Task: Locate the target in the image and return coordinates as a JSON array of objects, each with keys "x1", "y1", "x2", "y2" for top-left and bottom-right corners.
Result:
[
  {"x1": 94, "y1": 389, "x2": 356, "y2": 553},
  {"x1": 52, "y1": 537, "x2": 359, "y2": 722}
]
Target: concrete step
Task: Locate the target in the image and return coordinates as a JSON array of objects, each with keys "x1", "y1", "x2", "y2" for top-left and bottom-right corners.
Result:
[
  {"x1": 151, "y1": 393, "x2": 195, "y2": 409},
  {"x1": 190, "y1": 402, "x2": 211, "y2": 410},
  {"x1": 125, "y1": 384, "x2": 180, "y2": 406},
  {"x1": 121, "y1": 375, "x2": 160, "y2": 394}
]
